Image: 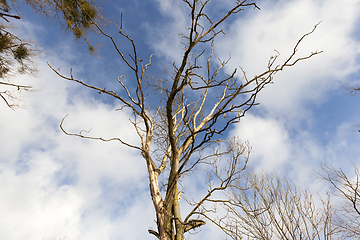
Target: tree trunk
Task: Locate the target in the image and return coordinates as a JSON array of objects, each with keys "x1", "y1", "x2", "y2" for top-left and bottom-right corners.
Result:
[
  {"x1": 146, "y1": 154, "x2": 170, "y2": 240},
  {"x1": 173, "y1": 185, "x2": 184, "y2": 240}
]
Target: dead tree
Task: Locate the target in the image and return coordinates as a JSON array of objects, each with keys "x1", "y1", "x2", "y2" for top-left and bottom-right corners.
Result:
[
  {"x1": 49, "y1": 1, "x2": 321, "y2": 239},
  {"x1": 319, "y1": 164, "x2": 360, "y2": 238},
  {"x1": 202, "y1": 170, "x2": 340, "y2": 239}
]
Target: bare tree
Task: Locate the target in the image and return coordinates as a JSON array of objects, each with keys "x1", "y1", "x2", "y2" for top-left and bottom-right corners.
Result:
[
  {"x1": 49, "y1": 1, "x2": 321, "y2": 239},
  {"x1": 203, "y1": 170, "x2": 340, "y2": 240},
  {"x1": 319, "y1": 164, "x2": 360, "y2": 239}
]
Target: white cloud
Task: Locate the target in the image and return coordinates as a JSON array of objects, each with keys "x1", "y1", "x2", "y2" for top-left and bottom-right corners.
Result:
[
  {"x1": 145, "y1": 0, "x2": 189, "y2": 63},
  {"x1": 0, "y1": 55, "x2": 151, "y2": 239},
  {"x1": 216, "y1": 0, "x2": 360, "y2": 119},
  {"x1": 0, "y1": 153, "x2": 83, "y2": 240},
  {"x1": 231, "y1": 114, "x2": 292, "y2": 172}
]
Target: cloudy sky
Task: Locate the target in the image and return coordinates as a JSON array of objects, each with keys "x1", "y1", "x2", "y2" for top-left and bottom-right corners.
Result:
[{"x1": 1, "y1": 0, "x2": 360, "y2": 239}]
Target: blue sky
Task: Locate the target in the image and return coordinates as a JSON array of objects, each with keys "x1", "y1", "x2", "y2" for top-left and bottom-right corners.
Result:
[{"x1": 1, "y1": 0, "x2": 360, "y2": 239}]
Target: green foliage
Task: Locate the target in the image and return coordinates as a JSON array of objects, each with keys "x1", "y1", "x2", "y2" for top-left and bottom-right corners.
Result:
[
  {"x1": 88, "y1": 44, "x2": 95, "y2": 54},
  {"x1": 0, "y1": 64, "x2": 9, "y2": 78},
  {"x1": 13, "y1": 44, "x2": 29, "y2": 61},
  {"x1": 72, "y1": 27, "x2": 82, "y2": 39},
  {"x1": 0, "y1": 0, "x2": 102, "y2": 108},
  {"x1": 60, "y1": 0, "x2": 98, "y2": 38},
  {"x1": 80, "y1": 1, "x2": 96, "y2": 26},
  {"x1": 0, "y1": 33, "x2": 12, "y2": 52},
  {"x1": 56, "y1": 0, "x2": 100, "y2": 55},
  {"x1": 0, "y1": 0, "x2": 102, "y2": 80},
  {"x1": 0, "y1": 23, "x2": 33, "y2": 78}
]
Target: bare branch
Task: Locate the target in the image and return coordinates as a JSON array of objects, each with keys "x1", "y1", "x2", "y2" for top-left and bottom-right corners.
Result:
[{"x1": 60, "y1": 114, "x2": 142, "y2": 151}]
